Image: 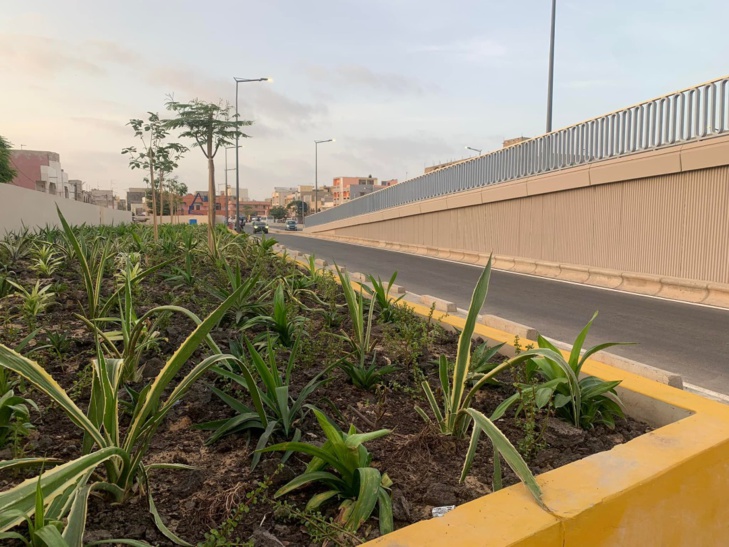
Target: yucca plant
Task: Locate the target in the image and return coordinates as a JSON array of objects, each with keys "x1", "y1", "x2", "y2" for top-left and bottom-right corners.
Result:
[
  {"x1": 207, "y1": 260, "x2": 265, "y2": 326},
  {"x1": 363, "y1": 272, "x2": 404, "y2": 323},
  {"x1": 30, "y1": 243, "x2": 63, "y2": 278},
  {"x1": 8, "y1": 281, "x2": 55, "y2": 328},
  {"x1": 0, "y1": 370, "x2": 38, "y2": 451},
  {"x1": 492, "y1": 313, "x2": 627, "y2": 429},
  {"x1": 467, "y1": 341, "x2": 506, "y2": 386},
  {"x1": 0, "y1": 467, "x2": 152, "y2": 546},
  {"x1": 337, "y1": 353, "x2": 398, "y2": 391},
  {"x1": 261, "y1": 408, "x2": 394, "y2": 535},
  {"x1": 335, "y1": 266, "x2": 377, "y2": 364},
  {"x1": 162, "y1": 252, "x2": 196, "y2": 289},
  {"x1": 243, "y1": 283, "x2": 306, "y2": 348},
  {"x1": 198, "y1": 336, "x2": 333, "y2": 469},
  {"x1": 414, "y1": 258, "x2": 577, "y2": 437},
  {"x1": 0, "y1": 283, "x2": 248, "y2": 544},
  {"x1": 57, "y1": 207, "x2": 171, "y2": 321},
  {"x1": 0, "y1": 226, "x2": 32, "y2": 265}
]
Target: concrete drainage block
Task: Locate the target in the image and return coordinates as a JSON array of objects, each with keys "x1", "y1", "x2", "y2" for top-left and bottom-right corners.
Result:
[{"x1": 420, "y1": 295, "x2": 457, "y2": 313}]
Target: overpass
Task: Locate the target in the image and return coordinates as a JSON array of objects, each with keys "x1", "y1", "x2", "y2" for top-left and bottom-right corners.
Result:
[{"x1": 306, "y1": 75, "x2": 729, "y2": 307}]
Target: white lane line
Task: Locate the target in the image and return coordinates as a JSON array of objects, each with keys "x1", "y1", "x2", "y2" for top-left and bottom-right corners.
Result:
[{"x1": 684, "y1": 383, "x2": 729, "y2": 404}]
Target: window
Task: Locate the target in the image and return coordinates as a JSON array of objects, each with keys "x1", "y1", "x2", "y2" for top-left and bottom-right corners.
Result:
[{"x1": 195, "y1": 204, "x2": 201, "y2": 210}]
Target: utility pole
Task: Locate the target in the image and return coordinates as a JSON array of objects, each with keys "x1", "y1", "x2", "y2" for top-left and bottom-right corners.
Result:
[{"x1": 546, "y1": 0, "x2": 557, "y2": 133}]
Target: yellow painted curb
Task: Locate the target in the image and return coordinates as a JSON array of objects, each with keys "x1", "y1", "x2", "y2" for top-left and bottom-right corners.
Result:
[{"x1": 271, "y1": 241, "x2": 729, "y2": 546}]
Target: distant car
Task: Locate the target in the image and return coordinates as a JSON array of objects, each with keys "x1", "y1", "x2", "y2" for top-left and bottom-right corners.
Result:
[
  {"x1": 285, "y1": 219, "x2": 297, "y2": 231},
  {"x1": 252, "y1": 220, "x2": 269, "y2": 234}
]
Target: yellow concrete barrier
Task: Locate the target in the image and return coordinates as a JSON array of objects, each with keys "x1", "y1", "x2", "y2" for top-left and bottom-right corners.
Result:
[{"x1": 365, "y1": 301, "x2": 729, "y2": 547}]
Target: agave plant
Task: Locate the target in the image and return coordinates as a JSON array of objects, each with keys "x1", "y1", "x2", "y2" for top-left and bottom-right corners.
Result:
[
  {"x1": 57, "y1": 206, "x2": 171, "y2": 321},
  {"x1": 0, "y1": 284, "x2": 247, "y2": 545},
  {"x1": 261, "y1": 408, "x2": 394, "y2": 535},
  {"x1": 362, "y1": 272, "x2": 404, "y2": 323},
  {"x1": 243, "y1": 283, "x2": 306, "y2": 348},
  {"x1": 7, "y1": 281, "x2": 55, "y2": 327},
  {"x1": 198, "y1": 336, "x2": 334, "y2": 469},
  {"x1": 492, "y1": 313, "x2": 628, "y2": 429},
  {"x1": 414, "y1": 257, "x2": 578, "y2": 506}
]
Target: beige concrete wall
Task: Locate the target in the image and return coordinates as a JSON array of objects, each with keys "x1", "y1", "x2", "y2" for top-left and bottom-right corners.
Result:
[
  {"x1": 308, "y1": 135, "x2": 729, "y2": 286},
  {"x1": 0, "y1": 184, "x2": 131, "y2": 231}
]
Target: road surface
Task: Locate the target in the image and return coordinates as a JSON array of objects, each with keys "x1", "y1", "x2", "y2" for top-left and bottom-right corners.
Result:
[{"x1": 267, "y1": 230, "x2": 729, "y2": 395}]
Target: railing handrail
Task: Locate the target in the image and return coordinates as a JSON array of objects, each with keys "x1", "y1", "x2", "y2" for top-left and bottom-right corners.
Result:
[{"x1": 307, "y1": 74, "x2": 729, "y2": 227}]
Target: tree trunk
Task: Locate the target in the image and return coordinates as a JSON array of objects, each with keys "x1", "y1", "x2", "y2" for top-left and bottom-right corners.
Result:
[
  {"x1": 149, "y1": 148, "x2": 158, "y2": 241},
  {"x1": 207, "y1": 156, "x2": 215, "y2": 251},
  {"x1": 168, "y1": 181, "x2": 173, "y2": 225}
]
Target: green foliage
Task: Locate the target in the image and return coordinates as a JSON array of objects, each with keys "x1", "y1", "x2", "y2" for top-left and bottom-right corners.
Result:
[
  {"x1": 198, "y1": 337, "x2": 333, "y2": 469},
  {"x1": 335, "y1": 267, "x2": 376, "y2": 364},
  {"x1": 0, "y1": 227, "x2": 32, "y2": 265},
  {"x1": 0, "y1": 134, "x2": 16, "y2": 184},
  {"x1": 0, "y1": 283, "x2": 248, "y2": 543},
  {"x1": 261, "y1": 409, "x2": 394, "y2": 535},
  {"x1": 30, "y1": 244, "x2": 63, "y2": 278},
  {"x1": 200, "y1": 473, "x2": 275, "y2": 547},
  {"x1": 0, "y1": 369, "x2": 38, "y2": 453},
  {"x1": 243, "y1": 283, "x2": 306, "y2": 348},
  {"x1": 8, "y1": 280, "x2": 55, "y2": 328},
  {"x1": 270, "y1": 206, "x2": 288, "y2": 220},
  {"x1": 362, "y1": 272, "x2": 404, "y2": 323},
  {"x1": 338, "y1": 353, "x2": 398, "y2": 391},
  {"x1": 492, "y1": 313, "x2": 627, "y2": 429}
]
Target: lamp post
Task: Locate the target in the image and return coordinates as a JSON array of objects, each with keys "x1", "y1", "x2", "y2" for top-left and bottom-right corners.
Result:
[
  {"x1": 224, "y1": 145, "x2": 240, "y2": 225},
  {"x1": 465, "y1": 146, "x2": 482, "y2": 156},
  {"x1": 234, "y1": 77, "x2": 271, "y2": 227},
  {"x1": 546, "y1": 0, "x2": 557, "y2": 133},
  {"x1": 314, "y1": 139, "x2": 335, "y2": 214}
]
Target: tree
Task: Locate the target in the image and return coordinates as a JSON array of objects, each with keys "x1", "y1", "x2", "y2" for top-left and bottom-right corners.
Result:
[
  {"x1": 169, "y1": 178, "x2": 188, "y2": 223},
  {"x1": 0, "y1": 135, "x2": 16, "y2": 184},
  {"x1": 165, "y1": 97, "x2": 251, "y2": 250},
  {"x1": 122, "y1": 113, "x2": 186, "y2": 240},
  {"x1": 270, "y1": 206, "x2": 288, "y2": 220},
  {"x1": 287, "y1": 200, "x2": 309, "y2": 222}
]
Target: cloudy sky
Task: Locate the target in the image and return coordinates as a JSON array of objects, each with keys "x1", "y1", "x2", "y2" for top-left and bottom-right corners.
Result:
[{"x1": 2, "y1": 0, "x2": 728, "y2": 200}]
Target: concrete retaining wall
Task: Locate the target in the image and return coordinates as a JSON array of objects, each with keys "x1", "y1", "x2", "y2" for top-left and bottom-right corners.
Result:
[
  {"x1": 0, "y1": 184, "x2": 131, "y2": 231},
  {"x1": 306, "y1": 135, "x2": 729, "y2": 305}
]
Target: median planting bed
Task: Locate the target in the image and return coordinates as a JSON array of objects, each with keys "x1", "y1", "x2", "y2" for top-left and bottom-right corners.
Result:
[{"x1": 0, "y1": 218, "x2": 649, "y2": 546}]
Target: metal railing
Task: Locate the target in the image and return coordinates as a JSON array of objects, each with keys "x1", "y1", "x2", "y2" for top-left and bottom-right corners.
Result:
[{"x1": 307, "y1": 75, "x2": 729, "y2": 227}]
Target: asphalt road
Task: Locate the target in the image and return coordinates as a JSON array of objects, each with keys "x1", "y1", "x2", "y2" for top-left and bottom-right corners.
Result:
[{"x1": 267, "y1": 230, "x2": 729, "y2": 395}]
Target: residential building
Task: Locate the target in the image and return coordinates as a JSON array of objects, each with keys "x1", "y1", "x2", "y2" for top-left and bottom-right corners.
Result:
[
  {"x1": 381, "y1": 179, "x2": 398, "y2": 187},
  {"x1": 332, "y1": 176, "x2": 378, "y2": 204},
  {"x1": 9, "y1": 149, "x2": 71, "y2": 197},
  {"x1": 90, "y1": 189, "x2": 115, "y2": 209},
  {"x1": 271, "y1": 187, "x2": 297, "y2": 207},
  {"x1": 126, "y1": 187, "x2": 147, "y2": 215}
]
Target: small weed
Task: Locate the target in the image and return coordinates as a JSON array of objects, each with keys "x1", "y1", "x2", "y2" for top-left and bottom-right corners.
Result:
[
  {"x1": 200, "y1": 468, "x2": 277, "y2": 547},
  {"x1": 273, "y1": 501, "x2": 364, "y2": 546}
]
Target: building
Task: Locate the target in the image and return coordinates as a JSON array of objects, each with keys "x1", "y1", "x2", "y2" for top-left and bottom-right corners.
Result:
[
  {"x1": 271, "y1": 187, "x2": 297, "y2": 207},
  {"x1": 332, "y1": 176, "x2": 379, "y2": 204},
  {"x1": 90, "y1": 189, "x2": 115, "y2": 209},
  {"x1": 180, "y1": 191, "x2": 270, "y2": 220},
  {"x1": 126, "y1": 187, "x2": 147, "y2": 215},
  {"x1": 9, "y1": 150, "x2": 72, "y2": 198},
  {"x1": 381, "y1": 179, "x2": 398, "y2": 187}
]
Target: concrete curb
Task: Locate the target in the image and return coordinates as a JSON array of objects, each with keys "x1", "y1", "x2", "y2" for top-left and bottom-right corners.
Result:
[
  {"x1": 547, "y1": 339, "x2": 683, "y2": 389},
  {"x1": 275, "y1": 240, "x2": 685, "y2": 390}
]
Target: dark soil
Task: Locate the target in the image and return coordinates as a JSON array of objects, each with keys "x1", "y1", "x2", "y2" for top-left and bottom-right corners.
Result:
[{"x1": 0, "y1": 231, "x2": 652, "y2": 546}]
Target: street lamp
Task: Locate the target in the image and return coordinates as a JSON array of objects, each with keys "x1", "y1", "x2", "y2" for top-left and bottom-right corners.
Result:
[
  {"x1": 314, "y1": 139, "x2": 335, "y2": 214},
  {"x1": 546, "y1": 0, "x2": 557, "y2": 133},
  {"x1": 465, "y1": 146, "x2": 482, "y2": 156},
  {"x1": 225, "y1": 145, "x2": 241, "y2": 224},
  {"x1": 234, "y1": 76, "x2": 271, "y2": 226}
]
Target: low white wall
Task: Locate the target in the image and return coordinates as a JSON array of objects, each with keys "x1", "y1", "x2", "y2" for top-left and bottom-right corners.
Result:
[{"x1": 0, "y1": 184, "x2": 131, "y2": 231}]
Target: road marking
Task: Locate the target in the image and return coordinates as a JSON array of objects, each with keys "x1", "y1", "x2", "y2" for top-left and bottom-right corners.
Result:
[
  {"x1": 276, "y1": 233, "x2": 729, "y2": 313},
  {"x1": 684, "y1": 383, "x2": 729, "y2": 404}
]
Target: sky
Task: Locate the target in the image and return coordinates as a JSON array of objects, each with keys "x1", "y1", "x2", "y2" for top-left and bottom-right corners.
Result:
[{"x1": 2, "y1": 0, "x2": 729, "y2": 201}]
